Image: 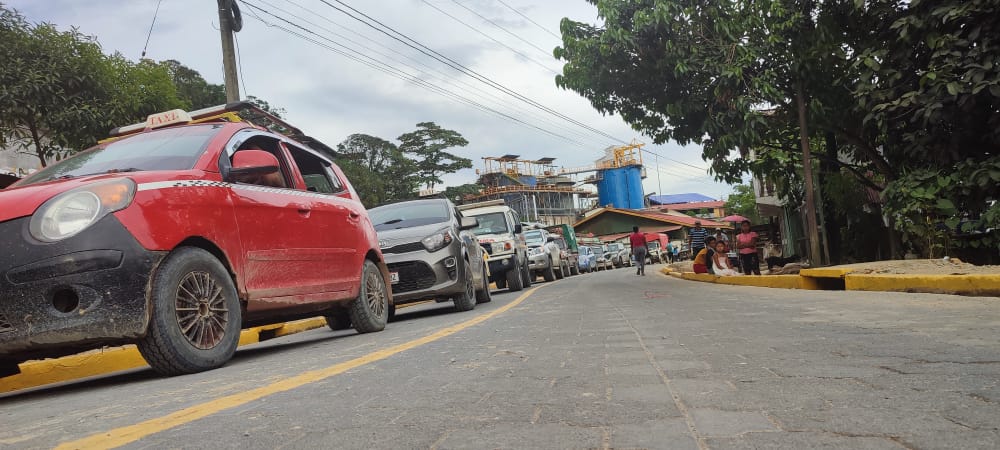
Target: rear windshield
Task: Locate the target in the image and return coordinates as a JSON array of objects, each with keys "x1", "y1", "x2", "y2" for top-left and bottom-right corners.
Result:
[
  {"x1": 524, "y1": 230, "x2": 544, "y2": 246},
  {"x1": 18, "y1": 125, "x2": 222, "y2": 186},
  {"x1": 369, "y1": 201, "x2": 450, "y2": 231}
]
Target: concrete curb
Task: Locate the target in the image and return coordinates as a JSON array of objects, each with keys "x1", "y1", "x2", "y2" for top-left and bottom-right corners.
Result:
[
  {"x1": 660, "y1": 267, "x2": 1000, "y2": 297},
  {"x1": 0, "y1": 299, "x2": 434, "y2": 394}
]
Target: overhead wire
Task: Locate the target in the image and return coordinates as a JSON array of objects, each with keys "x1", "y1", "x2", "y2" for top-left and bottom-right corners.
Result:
[
  {"x1": 241, "y1": 1, "x2": 592, "y2": 146},
  {"x1": 448, "y1": 0, "x2": 554, "y2": 57},
  {"x1": 418, "y1": 0, "x2": 559, "y2": 75},
  {"x1": 140, "y1": 0, "x2": 164, "y2": 58},
  {"x1": 266, "y1": 0, "x2": 604, "y2": 145},
  {"x1": 316, "y1": 0, "x2": 629, "y2": 145},
  {"x1": 494, "y1": 0, "x2": 562, "y2": 40}
]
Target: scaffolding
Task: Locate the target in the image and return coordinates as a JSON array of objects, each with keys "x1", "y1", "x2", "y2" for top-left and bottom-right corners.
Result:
[{"x1": 466, "y1": 155, "x2": 591, "y2": 226}]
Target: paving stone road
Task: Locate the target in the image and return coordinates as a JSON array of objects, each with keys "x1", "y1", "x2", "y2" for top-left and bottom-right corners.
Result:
[{"x1": 1, "y1": 267, "x2": 998, "y2": 449}]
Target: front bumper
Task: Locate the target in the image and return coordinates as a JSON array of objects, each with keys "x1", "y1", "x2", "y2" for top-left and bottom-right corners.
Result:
[
  {"x1": 383, "y1": 240, "x2": 464, "y2": 304},
  {"x1": 528, "y1": 251, "x2": 549, "y2": 270},
  {"x1": 0, "y1": 215, "x2": 162, "y2": 362},
  {"x1": 486, "y1": 253, "x2": 516, "y2": 278}
]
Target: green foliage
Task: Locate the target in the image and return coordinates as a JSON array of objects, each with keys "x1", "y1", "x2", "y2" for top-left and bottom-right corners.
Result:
[
  {"x1": 443, "y1": 183, "x2": 484, "y2": 203},
  {"x1": 397, "y1": 122, "x2": 471, "y2": 189},
  {"x1": 0, "y1": 7, "x2": 120, "y2": 165},
  {"x1": 158, "y1": 59, "x2": 226, "y2": 110},
  {"x1": 555, "y1": 0, "x2": 1000, "y2": 254},
  {"x1": 334, "y1": 133, "x2": 420, "y2": 208},
  {"x1": 724, "y1": 184, "x2": 761, "y2": 224}
]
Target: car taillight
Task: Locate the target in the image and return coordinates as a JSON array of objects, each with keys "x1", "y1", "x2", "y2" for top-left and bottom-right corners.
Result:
[{"x1": 505, "y1": 242, "x2": 512, "y2": 250}]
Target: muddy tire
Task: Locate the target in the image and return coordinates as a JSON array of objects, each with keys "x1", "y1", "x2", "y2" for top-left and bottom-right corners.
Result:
[
  {"x1": 555, "y1": 260, "x2": 566, "y2": 280},
  {"x1": 348, "y1": 260, "x2": 389, "y2": 333},
  {"x1": 571, "y1": 262, "x2": 580, "y2": 276},
  {"x1": 453, "y1": 262, "x2": 477, "y2": 312},
  {"x1": 543, "y1": 259, "x2": 556, "y2": 282},
  {"x1": 496, "y1": 276, "x2": 507, "y2": 289},
  {"x1": 476, "y1": 263, "x2": 492, "y2": 303},
  {"x1": 138, "y1": 247, "x2": 242, "y2": 376},
  {"x1": 521, "y1": 260, "x2": 532, "y2": 288},
  {"x1": 324, "y1": 309, "x2": 351, "y2": 331},
  {"x1": 506, "y1": 262, "x2": 524, "y2": 292}
]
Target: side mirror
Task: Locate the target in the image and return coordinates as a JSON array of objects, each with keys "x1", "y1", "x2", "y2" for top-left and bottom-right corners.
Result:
[
  {"x1": 229, "y1": 150, "x2": 279, "y2": 178},
  {"x1": 459, "y1": 216, "x2": 479, "y2": 230},
  {"x1": 514, "y1": 224, "x2": 523, "y2": 234},
  {"x1": 546, "y1": 236, "x2": 555, "y2": 243}
]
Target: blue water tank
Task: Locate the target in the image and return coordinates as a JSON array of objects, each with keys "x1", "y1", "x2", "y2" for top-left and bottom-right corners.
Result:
[{"x1": 597, "y1": 166, "x2": 644, "y2": 209}]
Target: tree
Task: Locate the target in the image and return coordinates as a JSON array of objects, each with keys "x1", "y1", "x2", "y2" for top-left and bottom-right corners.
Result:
[
  {"x1": 397, "y1": 122, "x2": 472, "y2": 190},
  {"x1": 334, "y1": 133, "x2": 419, "y2": 207},
  {"x1": 0, "y1": 7, "x2": 117, "y2": 166},
  {"x1": 159, "y1": 59, "x2": 225, "y2": 110},
  {"x1": 555, "y1": 0, "x2": 1000, "y2": 258},
  {"x1": 443, "y1": 183, "x2": 483, "y2": 203},
  {"x1": 724, "y1": 184, "x2": 761, "y2": 224}
]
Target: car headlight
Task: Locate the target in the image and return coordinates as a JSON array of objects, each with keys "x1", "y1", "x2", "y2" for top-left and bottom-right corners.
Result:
[
  {"x1": 30, "y1": 179, "x2": 136, "y2": 243},
  {"x1": 528, "y1": 247, "x2": 544, "y2": 256},
  {"x1": 421, "y1": 229, "x2": 454, "y2": 252}
]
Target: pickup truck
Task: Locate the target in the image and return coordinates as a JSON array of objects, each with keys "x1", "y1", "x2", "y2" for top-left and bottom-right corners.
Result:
[{"x1": 546, "y1": 224, "x2": 580, "y2": 276}]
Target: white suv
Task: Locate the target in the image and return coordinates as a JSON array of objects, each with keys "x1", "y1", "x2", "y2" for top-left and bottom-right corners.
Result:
[{"x1": 459, "y1": 201, "x2": 532, "y2": 292}]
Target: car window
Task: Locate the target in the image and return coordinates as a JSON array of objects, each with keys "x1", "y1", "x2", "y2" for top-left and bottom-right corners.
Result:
[
  {"x1": 524, "y1": 230, "x2": 544, "y2": 246},
  {"x1": 369, "y1": 201, "x2": 451, "y2": 231},
  {"x1": 19, "y1": 124, "x2": 222, "y2": 186},
  {"x1": 469, "y1": 212, "x2": 509, "y2": 235},
  {"x1": 285, "y1": 143, "x2": 342, "y2": 193}
]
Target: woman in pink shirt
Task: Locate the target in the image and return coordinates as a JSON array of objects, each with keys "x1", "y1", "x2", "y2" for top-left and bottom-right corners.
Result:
[{"x1": 736, "y1": 220, "x2": 761, "y2": 275}]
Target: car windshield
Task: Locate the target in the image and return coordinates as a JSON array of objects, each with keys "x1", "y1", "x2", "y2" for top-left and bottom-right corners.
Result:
[
  {"x1": 369, "y1": 201, "x2": 450, "y2": 231},
  {"x1": 524, "y1": 230, "x2": 544, "y2": 246},
  {"x1": 649, "y1": 241, "x2": 661, "y2": 250},
  {"x1": 553, "y1": 239, "x2": 567, "y2": 250},
  {"x1": 468, "y1": 212, "x2": 508, "y2": 236},
  {"x1": 18, "y1": 124, "x2": 222, "y2": 186},
  {"x1": 607, "y1": 243, "x2": 623, "y2": 252}
]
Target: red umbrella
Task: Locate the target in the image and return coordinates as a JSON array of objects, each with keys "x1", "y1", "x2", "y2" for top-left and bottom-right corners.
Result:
[{"x1": 720, "y1": 214, "x2": 749, "y2": 223}]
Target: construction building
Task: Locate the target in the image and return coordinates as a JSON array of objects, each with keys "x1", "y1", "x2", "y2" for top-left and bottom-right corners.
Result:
[{"x1": 462, "y1": 141, "x2": 650, "y2": 226}]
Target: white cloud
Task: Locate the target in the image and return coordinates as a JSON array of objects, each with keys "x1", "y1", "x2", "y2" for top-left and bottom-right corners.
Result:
[{"x1": 9, "y1": 0, "x2": 733, "y2": 198}]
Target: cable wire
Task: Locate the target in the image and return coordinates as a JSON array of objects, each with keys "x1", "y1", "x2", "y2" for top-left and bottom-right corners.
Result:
[
  {"x1": 448, "y1": 0, "x2": 553, "y2": 57},
  {"x1": 317, "y1": 0, "x2": 628, "y2": 144},
  {"x1": 419, "y1": 0, "x2": 559, "y2": 75},
  {"x1": 140, "y1": 0, "x2": 164, "y2": 58},
  {"x1": 242, "y1": 1, "x2": 592, "y2": 146},
  {"x1": 494, "y1": 0, "x2": 561, "y2": 40}
]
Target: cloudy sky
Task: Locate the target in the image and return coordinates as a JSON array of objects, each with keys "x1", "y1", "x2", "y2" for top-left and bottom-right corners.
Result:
[{"x1": 9, "y1": 0, "x2": 732, "y2": 198}]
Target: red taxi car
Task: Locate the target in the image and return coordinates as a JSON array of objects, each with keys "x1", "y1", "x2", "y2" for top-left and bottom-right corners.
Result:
[{"x1": 0, "y1": 103, "x2": 392, "y2": 376}]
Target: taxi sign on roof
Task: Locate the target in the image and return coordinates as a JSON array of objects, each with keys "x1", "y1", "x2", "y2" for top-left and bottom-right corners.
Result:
[{"x1": 146, "y1": 109, "x2": 192, "y2": 129}]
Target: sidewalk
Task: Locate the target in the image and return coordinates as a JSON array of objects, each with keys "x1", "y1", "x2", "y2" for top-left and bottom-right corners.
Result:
[{"x1": 662, "y1": 261, "x2": 1000, "y2": 297}]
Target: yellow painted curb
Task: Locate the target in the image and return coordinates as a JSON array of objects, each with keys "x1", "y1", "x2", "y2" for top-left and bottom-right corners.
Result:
[
  {"x1": 845, "y1": 274, "x2": 1000, "y2": 296},
  {"x1": 677, "y1": 272, "x2": 809, "y2": 289},
  {"x1": 799, "y1": 267, "x2": 851, "y2": 278},
  {"x1": 0, "y1": 298, "x2": 443, "y2": 394}
]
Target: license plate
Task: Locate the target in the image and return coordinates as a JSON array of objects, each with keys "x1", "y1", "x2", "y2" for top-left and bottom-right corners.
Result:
[{"x1": 390, "y1": 272, "x2": 399, "y2": 284}]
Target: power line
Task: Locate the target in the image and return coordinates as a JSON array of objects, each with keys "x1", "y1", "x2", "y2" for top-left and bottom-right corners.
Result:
[
  {"x1": 448, "y1": 0, "x2": 553, "y2": 57},
  {"x1": 640, "y1": 148, "x2": 709, "y2": 172},
  {"x1": 266, "y1": 0, "x2": 601, "y2": 145},
  {"x1": 419, "y1": 0, "x2": 558, "y2": 75},
  {"x1": 241, "y1": 1, "x2": 592, "y2": 146},
  {"x1": 494, "y1": 0, "x2": 561, "y2": 40},
  {"x1": 140, "y1": 0, "x2": 164, "y2": 58},
  {"x1": 316, "y1": 0, "x2": 628, "y2": 144}
]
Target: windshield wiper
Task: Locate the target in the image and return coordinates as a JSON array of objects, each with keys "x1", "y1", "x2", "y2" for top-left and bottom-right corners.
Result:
[{"x1": 104, "y1": 168, "x2": 142, "y2": 173}]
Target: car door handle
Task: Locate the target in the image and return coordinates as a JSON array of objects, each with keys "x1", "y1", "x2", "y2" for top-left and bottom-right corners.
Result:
[
  {"x1": 348, "y1": 211, "x2": 360, "y2": 219},
  {"x1": 291, "y1": 203, "x2": 311, "y2": 215}
]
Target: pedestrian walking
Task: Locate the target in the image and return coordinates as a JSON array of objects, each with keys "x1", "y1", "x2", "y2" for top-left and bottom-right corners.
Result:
[
  {"x1": 665, "y1": 241, "x2": 675, "y2": 264},
  {"x1": 629, "y1": 226, "x2": 648, "y2": 276},
  {"x1": 688, "y1": 221, "x2": 708, "y2": 260},
  {"x1": 692, "y1": 236, "x2": 717, "y2": 274},
  {"x1": 736, "y1": 220, "x2": 761, "y2": 275}
]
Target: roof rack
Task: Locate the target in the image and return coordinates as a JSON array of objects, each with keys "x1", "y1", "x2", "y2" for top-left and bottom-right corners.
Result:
[
  {"x1": 456, "y1": 199, "x2": 507, "y2": 211},
  {"x1": 104, "y1": 101, "x2": 336, "y2": 156}
]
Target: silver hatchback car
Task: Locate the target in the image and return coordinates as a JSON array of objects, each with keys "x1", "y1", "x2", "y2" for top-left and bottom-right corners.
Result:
[{"x1": 369, "y1": 199, "x2": 490, "y2": 317}]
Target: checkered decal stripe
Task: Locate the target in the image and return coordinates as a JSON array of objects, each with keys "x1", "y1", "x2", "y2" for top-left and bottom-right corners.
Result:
[{"x1": 136, "y1": 180, "x2": 334, "y2": 199}]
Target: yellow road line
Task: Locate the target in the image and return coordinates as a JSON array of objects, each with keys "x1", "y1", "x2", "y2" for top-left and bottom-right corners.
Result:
[
  {"x1": 1, "y1": 299, "x2": 437, "y2": 394},
  {"x1": 55, "y1": 285, "x2": 546, "y2": 450}
]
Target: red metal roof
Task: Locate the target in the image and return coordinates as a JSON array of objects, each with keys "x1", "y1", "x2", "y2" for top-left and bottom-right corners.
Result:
[
  {"x1": 657, "y1": 200, "x2": 725, "y2": 211},
  {"x1": 575, "y1": 207, "x2": 732, "y2": 229}
]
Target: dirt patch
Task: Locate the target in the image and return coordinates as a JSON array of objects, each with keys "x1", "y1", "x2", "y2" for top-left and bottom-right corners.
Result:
[{"x1": 823, "y1": 259, "x2": 1000, "y2": 276}]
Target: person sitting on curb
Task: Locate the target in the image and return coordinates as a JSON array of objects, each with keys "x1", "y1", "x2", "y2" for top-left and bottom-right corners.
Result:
[
  {"x1": 712, "y1": 241, "x2": 741, "y2": 276},
  {"x1": 692, "y1": 237, "x2": 717, "y2": 274}
]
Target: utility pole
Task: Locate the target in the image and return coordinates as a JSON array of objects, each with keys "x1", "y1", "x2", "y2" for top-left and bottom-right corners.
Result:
[
  {"x1": 217, "y1": 0, "x2": 240, "y2": 102},
  {"x1": 796, "y1": 82, "x2": 822, "y2": 265}
]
